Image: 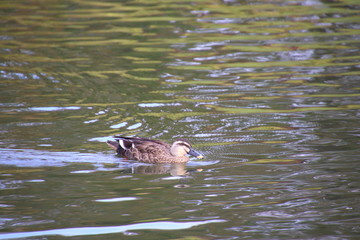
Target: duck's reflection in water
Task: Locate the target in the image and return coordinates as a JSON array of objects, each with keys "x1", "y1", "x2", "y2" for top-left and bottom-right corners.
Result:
[{"x1": 119, "y1": 163, "x2": 203, "y2": 176}]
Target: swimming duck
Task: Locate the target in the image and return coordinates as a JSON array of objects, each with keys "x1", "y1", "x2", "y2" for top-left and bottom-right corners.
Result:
[{"x1": 107, "y1": 136, "x2": 204, "y2": 163}]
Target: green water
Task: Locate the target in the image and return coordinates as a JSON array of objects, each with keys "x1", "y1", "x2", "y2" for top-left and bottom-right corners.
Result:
[{"x1": 1, "y1": 0, "x2": 360, "y2": 239}]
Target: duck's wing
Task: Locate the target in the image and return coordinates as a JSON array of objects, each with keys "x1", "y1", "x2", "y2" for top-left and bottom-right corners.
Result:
[
  {"x1": 113, "y1": 136, "x2": 169, "y2": 148},
  {"x1": 111, "y1": 136, "x2": 171, "y2": 162}
]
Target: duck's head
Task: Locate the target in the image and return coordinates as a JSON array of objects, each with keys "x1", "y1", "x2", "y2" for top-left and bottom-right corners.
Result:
[{"x1": 170, "y1": 139, "x2": 204, "y2": 159}]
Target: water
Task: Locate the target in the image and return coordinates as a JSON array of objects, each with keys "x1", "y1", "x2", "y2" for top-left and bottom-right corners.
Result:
[{"x1": 1, "y1": 0, "x2": 360, "y2": 239}]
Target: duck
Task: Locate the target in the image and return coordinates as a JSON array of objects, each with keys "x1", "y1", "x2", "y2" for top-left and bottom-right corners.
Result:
[{"x1": 106, "y1": 136, "x2": 204, "y2": 163}]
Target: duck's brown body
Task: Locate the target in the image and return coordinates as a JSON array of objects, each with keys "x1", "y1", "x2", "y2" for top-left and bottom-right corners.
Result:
[{"x1": 107, "y1": 137, "x2": 203, "y2": 164}]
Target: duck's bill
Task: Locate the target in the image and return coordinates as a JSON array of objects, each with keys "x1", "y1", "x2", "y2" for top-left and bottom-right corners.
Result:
[{"x1": 188, "y1": 149, "x2": 204, "y2": 159}]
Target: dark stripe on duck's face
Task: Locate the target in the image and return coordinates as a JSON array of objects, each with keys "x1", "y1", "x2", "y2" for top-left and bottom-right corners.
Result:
[
  {"x1": 178, "y1": 143, "x2": 192, "y2": 149},
  {"x1": 174, "y1": 141, "x2": 191, "y2": 149}
]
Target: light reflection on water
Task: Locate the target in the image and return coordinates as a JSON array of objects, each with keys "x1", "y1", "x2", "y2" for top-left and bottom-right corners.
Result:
[
  {"x1": 1, "y1": 0, "x2": 360, "y2": 239},
  {"x1": 0, "y1": 219, "x2": 226, "y2": 239}
]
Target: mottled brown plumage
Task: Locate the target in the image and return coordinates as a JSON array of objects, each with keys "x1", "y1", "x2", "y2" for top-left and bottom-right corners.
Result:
[{"x1": 107, "y1": 136, "x2": 203, "y2": 163}]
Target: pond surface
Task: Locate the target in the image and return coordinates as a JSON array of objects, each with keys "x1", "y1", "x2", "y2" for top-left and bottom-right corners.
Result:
[{"x1": 1, "y1": 0, "x2": 360, "y2": 239}]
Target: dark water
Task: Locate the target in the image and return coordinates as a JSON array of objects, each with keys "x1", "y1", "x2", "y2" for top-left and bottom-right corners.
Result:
[{"x1": 1, "y1": 0, "x2": 360, "y2": 239}]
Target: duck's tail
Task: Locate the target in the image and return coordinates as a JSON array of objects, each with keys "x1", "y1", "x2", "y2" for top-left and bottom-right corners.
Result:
[
  {"x1": 107, "y1": 138, "x2": 134, "y2": 155},
  {"x1": 107, "y1": 140, "x2": 124, "y2": 155}
]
